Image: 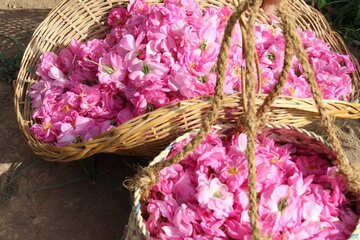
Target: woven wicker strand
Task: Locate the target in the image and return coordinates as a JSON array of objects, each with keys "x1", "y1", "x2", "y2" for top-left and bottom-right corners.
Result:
[
  {"x1": 14, "y1": 0, "x2": 360, "y2": 162},
  {"x1": 124, "y1": 124, "x2": 360, "y2": 240},
  {"x1": 17, "y1": 95, "x2": 360, "y2": 162}
]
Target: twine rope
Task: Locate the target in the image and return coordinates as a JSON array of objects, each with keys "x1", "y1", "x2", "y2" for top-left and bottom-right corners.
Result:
[
  {"x1": 276, "y1": 3, "x2": 360, "y2": 197},
  {"x1": 240, "y1": 0, "x2": 262, "y2": 238}
]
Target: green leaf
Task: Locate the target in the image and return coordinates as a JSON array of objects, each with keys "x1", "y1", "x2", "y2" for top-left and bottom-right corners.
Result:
[
  {"x1": 352, "y1": 98, "x2": 360, "y2": 103},
  {"x1": 352, "y1": 39, "x2": 360, "y2": 46},
  {"x1": 355, "y1": 8, "x2": 360, "y2": 25},
  {"x1": 316, "y1": 0, "x2": 327, "y2": 9},
  {"x1": 26, "y1": 66, "x2": 35, "y2": 73},
  {"x1": 352, "y1": 30, "x2": 360, "y2": 39}
]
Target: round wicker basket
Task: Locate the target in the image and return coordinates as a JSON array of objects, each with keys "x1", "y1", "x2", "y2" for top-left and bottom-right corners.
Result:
[
  {"x1": 14, "y1": 0, "x2": 360, "y2": 162},
  {"x1": 124, "y1": 123, "x2": 360, "y2": 240}
]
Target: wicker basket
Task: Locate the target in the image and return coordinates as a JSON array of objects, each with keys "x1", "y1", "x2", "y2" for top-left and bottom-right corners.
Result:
[
  {"x1": 14, "y1": 0, "x2": 360, "y2": 162},
  {"x1": 124, "y1": 123, "x2": 360, "y2": 240}
]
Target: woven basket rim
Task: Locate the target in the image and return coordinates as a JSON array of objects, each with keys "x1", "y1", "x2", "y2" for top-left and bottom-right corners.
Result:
[
  {"x1": 17, "y1": 93, "x2": 360, "y2": 162},
  {"x1": 27, "y1": 94, "x2": 360, "y2": 148}
]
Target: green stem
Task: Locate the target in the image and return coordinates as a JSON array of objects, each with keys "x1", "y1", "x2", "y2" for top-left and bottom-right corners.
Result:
[
  {"x1": 30, "y1": 176, "x2": 89, "y2": 193},
  {"x1": 7, "y1": 159, "x2": 41, "y2": 186},
  {"x1": 0, "y1": 33, "x2": 21, "y2": 51}
]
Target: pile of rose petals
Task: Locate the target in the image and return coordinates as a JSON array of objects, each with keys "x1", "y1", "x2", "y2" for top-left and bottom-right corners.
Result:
[{"x1": 30, "y1": 0, "x2": 354, "y2": 146}]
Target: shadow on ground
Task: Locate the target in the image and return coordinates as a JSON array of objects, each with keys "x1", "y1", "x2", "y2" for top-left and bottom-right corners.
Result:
[
  {"x1": 0, "y1": 9, "x2": 142, "y2": 240},
  {"x1": 0, "y1": 9, "x2": 51, "y2": 56},
  {"x1": 0, "y1": 81, "x2": 141, "y2": 240}
]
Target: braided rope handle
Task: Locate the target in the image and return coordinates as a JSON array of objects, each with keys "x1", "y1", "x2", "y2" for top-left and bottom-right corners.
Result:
[
  {"x1": 128, "y1": 0, "x2": 360, "y2": 239},
  {"x1": 128, "y1": 0, "x2": 290, "y2": 238},
  {"x1": 276, "y1": 4, "x2": 360, "y2": 197},
  {"x1": 243, "y1": 0, "x2": 360, "y2": 238}
]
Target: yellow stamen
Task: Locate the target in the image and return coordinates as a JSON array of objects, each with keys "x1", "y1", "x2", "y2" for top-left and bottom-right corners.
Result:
[
  {"x1": 199, "y1": 41, "x2": 207, "y2": 51},
  {"x1": 213, "y1": 191, "x2": 222, "y2": 198},
  {"x1": 262, "y1": 77, "x2": 268, "y2": 84},
  {"x1": 228, "y1": 167, "x2": 239, "y2": 175},
  {"x1": 289, "y1": 87, "x2": 296, "y2": 95},
  {"x1": 43, "y1": 122, "x2": 52, "y2": 130},
  {"x1": 62, "y1": 104, "x2": 71, "y2": 113},
  {"x1": 269, "y1": 26, "x2": 277, "y2": 34},
  {"x1": 232, "y1": 65, "x2": 241, "y2": 77},
  {"x1": 189, "y1": 62, "x2": 196, "y2": 69}
]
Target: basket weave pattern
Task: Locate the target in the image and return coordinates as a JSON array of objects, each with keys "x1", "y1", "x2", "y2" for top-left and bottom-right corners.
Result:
[
  {"x1": 124, "y1": 124, "x2": 360, "y2": 239},
  {"x1": 14, "y1": 0, "x2": 360, "y2": 162}
]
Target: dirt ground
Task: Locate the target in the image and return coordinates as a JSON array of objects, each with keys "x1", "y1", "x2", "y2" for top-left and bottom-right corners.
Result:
[
  {"x1": 0, "y1": 1, "x2": 143, "y2": 240},
  {"x1": 1, "y1": 1, "x2": 360, "y2": 240},
  {"x1": 0, "y1": 0, "x2": 59, "y2": 9}
]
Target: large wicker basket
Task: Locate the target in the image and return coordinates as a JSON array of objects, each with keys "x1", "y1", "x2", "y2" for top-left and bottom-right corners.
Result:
[
  {"x1": 124, "y1": 123, "x2": 360, "y2": 240},
  {"x1": 14, "y1": 0, "x2": 360, "y2": 162}
]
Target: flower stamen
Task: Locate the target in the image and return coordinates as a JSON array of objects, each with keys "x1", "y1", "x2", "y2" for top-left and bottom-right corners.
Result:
[
  {"x1": 143, "y1": 64, "x2": 151, "y2": 74},
  {"x1": 199, "y1": 41, "x2": 207, "y2": 51},
  {"x1": 213, "y1": 191, "x2": 222, "y2": 198},
  {"x1": 228, "y1": 167, "x2": 239, "y2": 175},
  {"x1": 278, "y1": 198, "x2": 288, "y2": 212},
  {"x1": 267, "y1": 52, "x2": 275, "y2": 62},
  {"x1": 42, "y1": 122, "x2": 52, "y2": 130}
]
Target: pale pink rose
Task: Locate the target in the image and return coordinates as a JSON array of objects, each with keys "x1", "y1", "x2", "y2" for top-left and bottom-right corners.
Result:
[
  {"x1": 155, "y1": 164, "x2": 183, "y2": 195},
  {"x1": 107, "y1": 7, "x2": 129, "y2": 27},
  {"x1": 259, "y1": 185, "x2": 301, "y2": 235},
  {"x1": 196, "y1": 176, "x2": 234, "y2": 219},
  {"x1": 219, "y1": 156, "x2": 247, "y2": 192},
  {"x1": 172, "y1": 173, "x2": 196, "y2": 204},
  {"x1": 30, "y1": 121, "x2": 57, "y2": 143},
  {"x1": 168, "y1": 68, "x2": 196, "y2": 98},
  {"x1": 143, "y1": 88, "x2": 170, "y2": 108},
  {"x1": 127, "y1": 0, "x2": 149, "y2": 13},
  {"x1": 288, "y1": 173, "x2": 313, "y2": 196},
  {"x1": 169, "y1": 204, "x2": 197, "y2": 237},
  {"x1": 198, "y1": 212, "x2": 226, "y2": 237},
  {"x1": 36, "y1": 52, "x2": 58, "y2": 80},
  {"x1": 295, "y1": 155, "x2": 330, "y2": 177},
  {"x1": 55, "y1": 116, "x2": 100, "y2": 146},
  {"x1": 285, "y1": 221, "x2": 322, "y2": 240},
  {"x1": 182, "y1": 49, "x2": 213, "y2": 77},
  {"x1": 146, "y1": 195, "x2": 178, "y2": 233},
  {"x1": 256, "y1": 163, "x2": 283, "y2": 192},
  {"x1": 118, "y1": 33, "x2": 146, "y2": 60},
  {"x1": 98, "y1": 52, "x2": 126, "y2": 89},
  {"x1": 128, "y1": 58, "x2": 169, "y2": 87},
  {"x1": 116, "y1": 107, "x2": 134, "y2": 124}
]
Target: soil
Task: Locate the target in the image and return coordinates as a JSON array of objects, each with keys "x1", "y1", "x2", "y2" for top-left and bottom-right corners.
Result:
[
  {"x1": 0, "y1": 1, "x2": 360, "y2": 240},
  {"x1": 0, "y1": 0, "x2": 59, "y2": 10},
  {"x1": 0, "y1": 2, "x2": 142, "y2": 240},
  {"x1": 0, "y1": 78, "x2": 140, "y2": 239},
  {"x1": 0, "y1": 77, "x2": 139, "y2": 238},
  {"x1": 304, "y1": 119, "x2": 360, "y2": 169}
]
